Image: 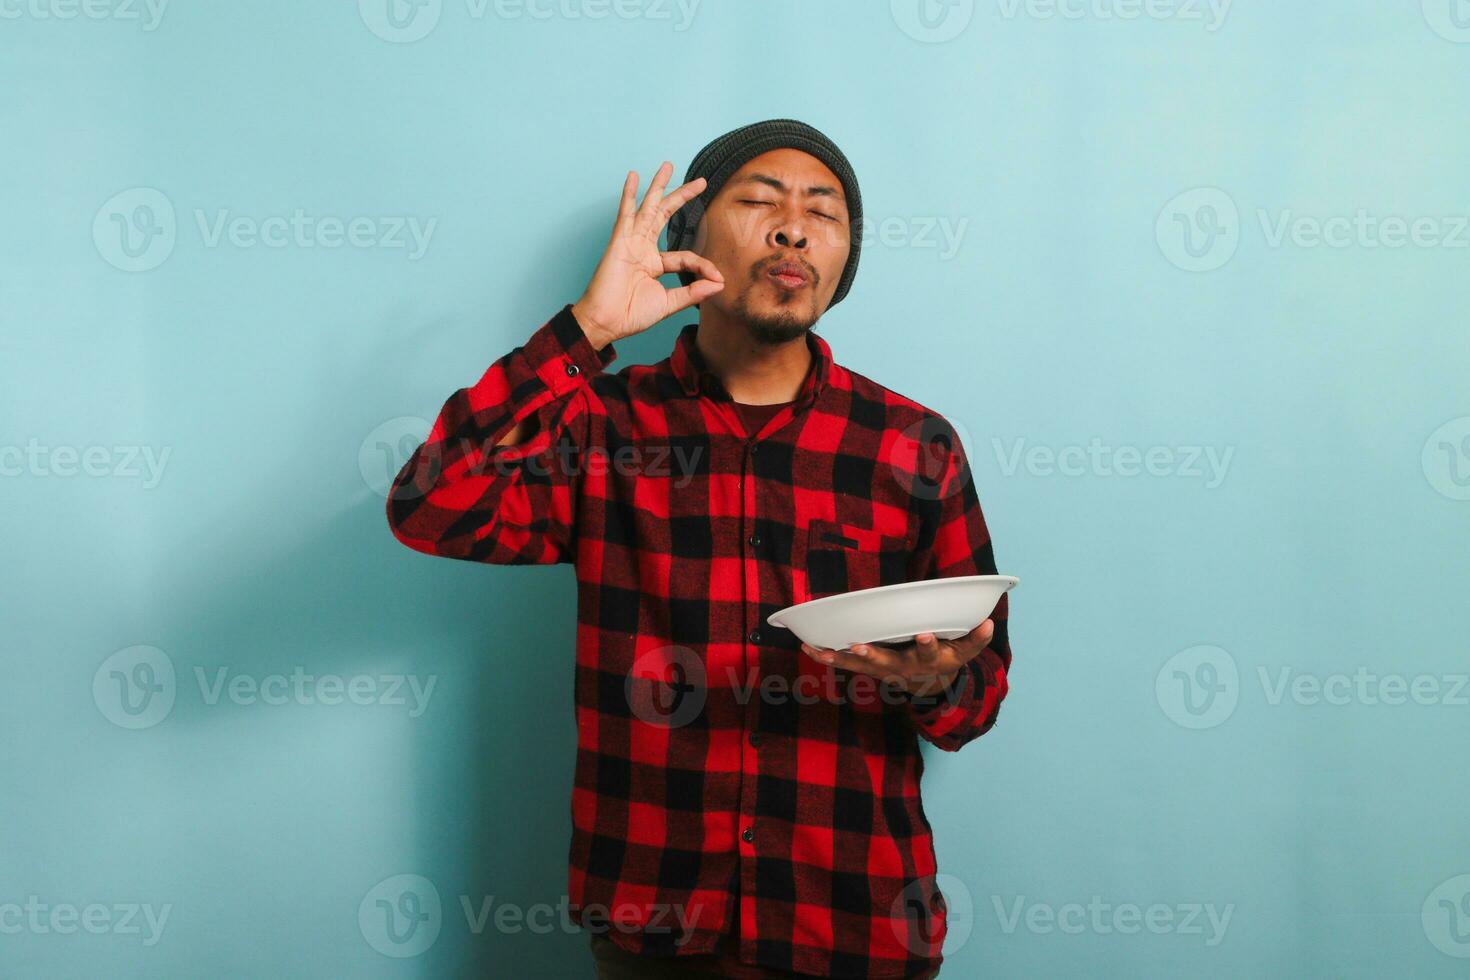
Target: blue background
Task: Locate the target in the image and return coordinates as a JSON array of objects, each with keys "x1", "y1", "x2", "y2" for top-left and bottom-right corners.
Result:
[{"x1": 4, "y1": 1, "x2": 1469, "y2": 976}]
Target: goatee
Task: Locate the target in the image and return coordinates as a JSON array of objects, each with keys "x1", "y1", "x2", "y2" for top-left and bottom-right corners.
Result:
[{"x1": 732, "y1": 292, "x2": 817, "y2": 347}]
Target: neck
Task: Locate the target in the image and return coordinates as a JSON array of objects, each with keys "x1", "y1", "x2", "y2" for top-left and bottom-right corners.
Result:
[{"x1": 694, "y1": 304, "x2": 813, "y2": 405}]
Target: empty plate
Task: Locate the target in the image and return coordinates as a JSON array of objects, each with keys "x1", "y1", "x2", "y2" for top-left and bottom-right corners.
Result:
[{"x1": 767, "y1": 575, "x2": 1018, "y2": 651}]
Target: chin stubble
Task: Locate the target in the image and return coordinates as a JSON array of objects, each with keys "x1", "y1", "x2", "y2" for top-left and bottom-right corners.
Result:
[{"x1": 732, "y1": 277, "x2": 818, "y2": 346}]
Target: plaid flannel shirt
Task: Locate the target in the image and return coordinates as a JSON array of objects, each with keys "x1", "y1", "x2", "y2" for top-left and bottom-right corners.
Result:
[{"x1": 386, "y1": 304, "x2": 1012, "y2": 978}]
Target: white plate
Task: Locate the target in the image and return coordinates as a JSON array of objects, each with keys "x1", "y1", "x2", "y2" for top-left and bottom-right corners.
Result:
[{"x1": 767, "y1": 575, "x2": 1018, "y2": 651}]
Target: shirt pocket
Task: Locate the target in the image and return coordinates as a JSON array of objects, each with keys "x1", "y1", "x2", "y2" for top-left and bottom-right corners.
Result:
[{"x1": 800, "y1": 518, "x2": 912, "y2": 603}]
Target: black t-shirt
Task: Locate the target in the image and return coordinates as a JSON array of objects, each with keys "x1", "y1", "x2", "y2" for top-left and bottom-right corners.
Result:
[{"x1": 731, "y1": 399, "x2": 794, "y2": 437}]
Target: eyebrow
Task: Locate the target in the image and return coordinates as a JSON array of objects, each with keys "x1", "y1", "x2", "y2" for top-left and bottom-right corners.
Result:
[{"x1": 730, "y1": 172, "x2": 846, "y2": 204}]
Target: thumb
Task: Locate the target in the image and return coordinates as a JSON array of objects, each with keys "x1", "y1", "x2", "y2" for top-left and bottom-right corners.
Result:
[{"x1": 664, "y1": 277, "x2": 724, "y2": 315}]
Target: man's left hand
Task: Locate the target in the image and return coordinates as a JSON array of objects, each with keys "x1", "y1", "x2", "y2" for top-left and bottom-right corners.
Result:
[{"x1": 800, "y1": 619, "x2": 996, "y2": 698}]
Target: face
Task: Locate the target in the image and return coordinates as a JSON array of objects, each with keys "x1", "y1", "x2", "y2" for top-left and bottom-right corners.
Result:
[{"x1": 692, "y1": 148, "x2": 852, "y2": 345}]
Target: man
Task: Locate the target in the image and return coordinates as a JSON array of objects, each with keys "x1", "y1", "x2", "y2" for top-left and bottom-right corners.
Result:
[{"x1": 387, "y1": 119, "x2": 1012, "y2": 979}]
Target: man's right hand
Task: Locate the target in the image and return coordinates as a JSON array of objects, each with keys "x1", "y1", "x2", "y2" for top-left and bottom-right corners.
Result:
[{"x1": 571, "y1": 161, "x2": 725, "y2": 350}]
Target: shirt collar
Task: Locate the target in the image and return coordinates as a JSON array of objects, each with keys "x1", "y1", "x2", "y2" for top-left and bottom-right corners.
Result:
[{"x1": 669, "y1": 319, "x2": 833, "y2": 407}]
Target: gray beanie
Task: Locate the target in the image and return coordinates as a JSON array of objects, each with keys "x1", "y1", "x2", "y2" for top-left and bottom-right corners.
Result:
[{"x1": 664, "y1": 118, "x2": 863, "y2": 309}]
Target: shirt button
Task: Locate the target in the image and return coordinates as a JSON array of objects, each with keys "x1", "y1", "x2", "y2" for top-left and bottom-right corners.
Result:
[
  {"x1": 742, "y1": 827, "x2": 755, "y2": 843},
  {"x1": 565, "y1": 362, "x2": 579, "y2": 376},
  {"x1": 748, "y1": 533, "x2": 762, "y2": 548},
  {"x1": 748, "y1": 732, "x2": 762, "y2": 747},
  {"x1": 748, "y1": 629, "x2": 761, "y2": 644}
]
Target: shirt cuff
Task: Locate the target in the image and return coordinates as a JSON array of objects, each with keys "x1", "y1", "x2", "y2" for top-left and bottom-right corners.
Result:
[
  {"x1": 521, "y1": 304, "x2": 618, "y2": 397},
  {"x1": 905, "y1": 666, "x2": 970, "y2": 713}
]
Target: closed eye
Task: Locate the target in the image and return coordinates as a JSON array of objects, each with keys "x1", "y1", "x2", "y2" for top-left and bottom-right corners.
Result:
[{"x1": 739, "y1": 199, "x2": 839, "y2": 222}]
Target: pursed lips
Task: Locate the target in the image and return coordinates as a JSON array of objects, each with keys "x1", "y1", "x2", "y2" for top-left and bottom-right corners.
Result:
[{"x1": 767, "y1": 263, "x2": 810, "y2": 289}]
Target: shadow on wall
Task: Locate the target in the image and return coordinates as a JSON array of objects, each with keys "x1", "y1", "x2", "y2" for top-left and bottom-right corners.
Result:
[
  {"x1": 162, "y1": 490, "x2": 591, "y2": 972},
  {"x1": 159, "y1": 290, "x2": 621, "y2": 972},
  {"x1": 154, "y1": 218, "x2": 707, "y2": 972}
]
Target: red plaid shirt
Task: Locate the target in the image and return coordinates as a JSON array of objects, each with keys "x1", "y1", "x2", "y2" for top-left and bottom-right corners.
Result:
[{"x1": 387, "y1": 304, "x2": 1012, "y2": 978}]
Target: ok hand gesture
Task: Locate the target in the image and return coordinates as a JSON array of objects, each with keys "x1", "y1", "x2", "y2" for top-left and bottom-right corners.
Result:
[{"x1": 571, "y1": 161, "x2": 725, "y2": 348}]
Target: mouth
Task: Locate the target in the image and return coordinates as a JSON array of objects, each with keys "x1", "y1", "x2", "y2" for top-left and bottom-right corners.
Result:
[{"x1": 766, "y1": 263, "x2": 810, "y2": 290}]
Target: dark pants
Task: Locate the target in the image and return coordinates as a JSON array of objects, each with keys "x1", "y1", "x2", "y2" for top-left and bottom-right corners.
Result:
[{"x1": 588, "y1": 931, "x2": 941, "y2": 979}]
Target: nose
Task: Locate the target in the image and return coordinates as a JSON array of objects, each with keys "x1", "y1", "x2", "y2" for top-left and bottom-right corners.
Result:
[{"x1": 768, "y1": 209, "x2": 809, "y2": 251}]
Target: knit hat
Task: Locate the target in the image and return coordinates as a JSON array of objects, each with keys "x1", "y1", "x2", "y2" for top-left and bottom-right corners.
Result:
[{"x1": 665, "y1": 118, "x2": 862, "y2": 310}]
